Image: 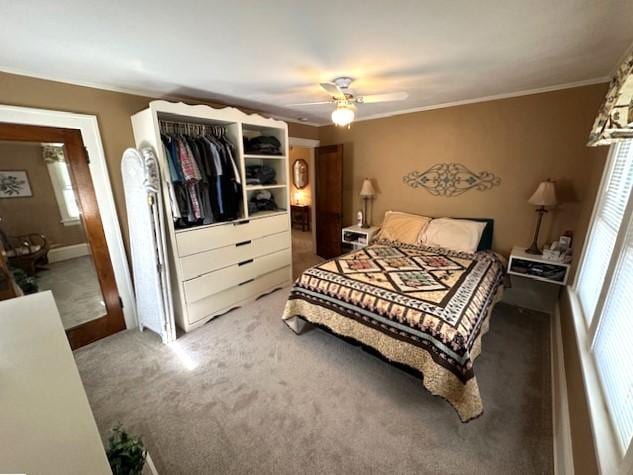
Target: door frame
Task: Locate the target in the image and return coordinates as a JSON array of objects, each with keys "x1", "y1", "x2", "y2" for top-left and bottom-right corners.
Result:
[
  {"x1": 0, "y1": 104, "x2": 136, "y2": 329},
  {"x1": 289, "y1": 137, "x2": 319, "y2": 252}
]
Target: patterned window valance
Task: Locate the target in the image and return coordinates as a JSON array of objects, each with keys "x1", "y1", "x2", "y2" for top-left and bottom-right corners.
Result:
[
  {"x1": 588, "y1": 51, "x2": 633, "y2": 146},
  {"x1": 42, "y1": 144, "x2": 65, "y2": 163}
]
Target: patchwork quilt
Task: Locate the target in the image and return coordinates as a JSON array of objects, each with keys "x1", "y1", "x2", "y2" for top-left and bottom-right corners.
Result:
[{"x1": 282, "y1": 240, "x2": 505, "y2": 422}]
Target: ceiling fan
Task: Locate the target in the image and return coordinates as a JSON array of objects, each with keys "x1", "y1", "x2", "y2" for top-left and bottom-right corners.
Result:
[{"x1": 289, "y1": 77, "x2": 408, "y2": 127}]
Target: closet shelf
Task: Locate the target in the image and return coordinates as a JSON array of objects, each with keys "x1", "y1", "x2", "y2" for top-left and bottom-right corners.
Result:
[
  {"x1": 245, "y1": 184, "x2": 287, "y2": 191},
  {"x1": 243, "y1": 154, "x2": 286, "y2": 160}
]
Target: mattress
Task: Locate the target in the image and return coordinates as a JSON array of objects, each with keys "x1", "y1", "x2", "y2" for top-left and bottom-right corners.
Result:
[{"x1": 282, "y1": 240, "x2": 505, "y2": 422}]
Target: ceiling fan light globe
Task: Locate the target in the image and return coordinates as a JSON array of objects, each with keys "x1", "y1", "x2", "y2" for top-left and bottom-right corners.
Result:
[{"x1": 331, "y1": 105, "x2": 355, "y2": 126}]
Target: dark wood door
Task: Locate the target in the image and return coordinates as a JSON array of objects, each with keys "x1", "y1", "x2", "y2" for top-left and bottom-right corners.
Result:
[
  {"x1": 0, "y1": 122, "x2": 125, "y2": 349},
  {"x1": 315, "y1": 144, "x2": 343, "y2": 258}
]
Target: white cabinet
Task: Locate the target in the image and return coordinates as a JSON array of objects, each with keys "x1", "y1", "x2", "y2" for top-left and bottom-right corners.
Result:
[
  {"x1": 0, "y1": 292, "x2": 111, "y2": 474},
  {"x1": 130, "y1": 101, "x2": 292, "y2": 332}
]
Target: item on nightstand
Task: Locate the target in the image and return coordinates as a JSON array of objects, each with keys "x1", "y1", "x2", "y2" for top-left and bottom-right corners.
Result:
[
  {"x1": 542, "y1": 241, "x2": 572, "y2": 263},
  {"x1": 359, "y1": 178, "x2": 376, "y2": 229},
  {"x1": 526, "y1": 179, "x2": 557, "y2": 254},
  {"x1": 559, "y1": 234, "x2": 572, "y2": 252},
  {"x1": 293, "y1": 190, "x2": 304, "y2": 206},
  {"x1": 357, "y1": 210, "x2": 363, "y2": 227}
]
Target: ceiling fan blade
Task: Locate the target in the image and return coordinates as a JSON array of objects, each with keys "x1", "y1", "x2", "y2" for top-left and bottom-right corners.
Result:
[
  {"x1": 286, "y1": 101, "x2": 332, "y2": 106},
  {"x1": 320, "y1": 82, "x2": 346, "y2": 99},
  {"x1": 356, "y1": 92, "x2": 409, "y2": 103}
]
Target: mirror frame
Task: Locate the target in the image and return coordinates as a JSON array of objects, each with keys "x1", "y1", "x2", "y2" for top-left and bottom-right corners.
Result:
[{"x1": 292, "y1": 158, "x2": 309, "y2": 189}]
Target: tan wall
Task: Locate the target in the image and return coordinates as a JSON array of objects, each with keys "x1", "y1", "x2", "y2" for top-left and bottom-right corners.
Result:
[
  {"x1": 288, "y1": 122, "x2": 319, "y2": 141},
  {"x1": 319, "y1": 84, "x2": 608, "y2": 256},
  {"x1": 289, "y1": 146, "x2": 313, "y2": 206},
  {"x1": 0, "y1": 141, "x2": 85, "y2": 248},
  {"x1": 0, "y1": 71, "x2": 319, "y2": 251}
]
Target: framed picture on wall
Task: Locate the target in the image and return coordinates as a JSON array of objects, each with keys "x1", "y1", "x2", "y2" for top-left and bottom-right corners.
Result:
[{"x1": 0, "y1": 170, "x2": 32, "y2": 198}]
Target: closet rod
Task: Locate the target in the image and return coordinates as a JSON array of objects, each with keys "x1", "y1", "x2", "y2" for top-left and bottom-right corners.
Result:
[{"x1": 159, "y1": 120, "x2": 226, "y2": 137}]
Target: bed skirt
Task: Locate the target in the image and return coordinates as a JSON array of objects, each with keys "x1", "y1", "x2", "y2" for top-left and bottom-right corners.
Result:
[{"x1": 282, "y1": 286, "x2": 503, "y2": 422}]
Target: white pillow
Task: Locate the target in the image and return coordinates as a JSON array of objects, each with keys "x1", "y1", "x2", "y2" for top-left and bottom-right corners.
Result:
[
  {"x1": 376, "y1": 211, "x2": 432, "y2": 244},
  {"x1": 418, "y1": 218, "x2": 486, "y2": 253}
]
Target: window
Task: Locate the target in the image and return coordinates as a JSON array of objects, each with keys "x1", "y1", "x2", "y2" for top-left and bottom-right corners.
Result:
[
  {"x1": 46, "y1": 160, "x2": 80, "y2": 225},
  {"x1": 573, "y1": 139, "x2": 633, "y2": 471},
  {"x1": 575, "y1": 140, "x2": 633, "y2": 322}
]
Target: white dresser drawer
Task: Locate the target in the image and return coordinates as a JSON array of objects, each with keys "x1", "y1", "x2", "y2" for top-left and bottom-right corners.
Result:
[
  {"x1": 179, "y1": 231, "x2": 290, "y2": 281},
  {"x1": 187, "y1": 266, "x2": 291, "y2": 324},
  {"x1": 176, "y1": 214, "x2": 288, "y2": 257},
  {"x1": 183, "y1": 248, "x2": 291, "y2": 303}
]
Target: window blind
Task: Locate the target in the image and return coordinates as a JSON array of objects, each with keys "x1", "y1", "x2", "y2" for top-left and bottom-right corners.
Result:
[
  {"x1": 576, "y1": 140, "x2": 633, "y2": 322},
  {"x1": 594, "y1": 213, "x2": 633, "y2": 451}
]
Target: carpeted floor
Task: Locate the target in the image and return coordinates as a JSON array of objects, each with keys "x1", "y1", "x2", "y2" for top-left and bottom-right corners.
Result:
[
  {"x1": 74, "y1": 288, "x2": 553, "y2": 475},
  {"x1": 37, "y1": 255, "x2": 106, "y2": 329},
  {"x1": 291, "y1": 229, "x2": 323, "y2": 279}
]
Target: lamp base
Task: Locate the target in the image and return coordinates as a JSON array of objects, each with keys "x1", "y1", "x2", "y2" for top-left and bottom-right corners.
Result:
[
  {"x1": 361, "y1": 197, "x2": 370, "y2": 228},
  {"x1": 525, "y1": 206, "x2": 547, "y2": 255},
  {"x1": 525, "y1": 242, "x2": 541, "y2": 255}
]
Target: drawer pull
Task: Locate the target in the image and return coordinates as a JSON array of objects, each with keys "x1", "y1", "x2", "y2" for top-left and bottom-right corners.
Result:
[
  {"x1": 238, "y1": 278, "x2": 255, "y2": 286},
  {"x1": 233, "y1": 219, "x2": 250, "y2": 226},
  {"x1": 236, "y1": 240, "x2": 252, "y2": 247},
  {"x1": 238, "y1": 258, "x2": 254, "y2": 266}
]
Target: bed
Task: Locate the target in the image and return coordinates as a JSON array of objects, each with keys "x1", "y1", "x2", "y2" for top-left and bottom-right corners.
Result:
[{"x1": 282, "y1": 218, "x2": 505, "y2": 422}]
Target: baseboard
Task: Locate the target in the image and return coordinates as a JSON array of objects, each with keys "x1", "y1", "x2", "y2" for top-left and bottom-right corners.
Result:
[
  {"x1": 552, "y1": 304, "x2": 575, "y2": 474},
  {"x1": 48, "y1": 243, "x2": 90, "y2": 263}
]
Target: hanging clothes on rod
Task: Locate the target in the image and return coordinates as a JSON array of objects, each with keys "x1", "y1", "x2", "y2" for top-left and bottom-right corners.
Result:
[{"x1": 159, "y1": 120, "x2": 243, "y2": 229}]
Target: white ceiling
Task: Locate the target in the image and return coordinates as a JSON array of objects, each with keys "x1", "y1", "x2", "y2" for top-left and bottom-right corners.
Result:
[{"x1": 1, "y1": 1, "x2": 632, "y2": 125}]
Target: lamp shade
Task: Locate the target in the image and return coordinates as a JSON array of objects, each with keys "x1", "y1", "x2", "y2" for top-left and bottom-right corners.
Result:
[
  {"x1": 360, "y1": 178, "x2": 375, "y2": 197},
  {"x1": 528, "y1": 180, "x2": 557, "y2": 207}
]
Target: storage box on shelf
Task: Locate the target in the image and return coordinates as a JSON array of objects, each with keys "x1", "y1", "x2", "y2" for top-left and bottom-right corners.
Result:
[{"x1": 131, "y1": 101, "x2": 292, "y2": 332}]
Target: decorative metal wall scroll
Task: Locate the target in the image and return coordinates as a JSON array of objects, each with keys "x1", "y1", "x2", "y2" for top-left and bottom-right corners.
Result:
[{"x1": 402, "y1": 163, "x2": 501, "y2": 197}]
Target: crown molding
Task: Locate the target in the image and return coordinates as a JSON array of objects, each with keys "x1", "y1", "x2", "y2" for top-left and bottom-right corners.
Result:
[
  {"x1": 0, "y1": 66, "x2": 608, "y2": 128},
  {"x1": 345, "y1": 77, "x2": 609, "y2": 126},
  {"x1": 0, "y1": 66, "x2": 322, "y2": 127}
]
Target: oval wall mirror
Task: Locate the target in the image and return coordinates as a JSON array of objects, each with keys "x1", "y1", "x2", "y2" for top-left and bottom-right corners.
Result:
[{"x1": 292, "y1": 159, "x2": 309, "y2": 189}]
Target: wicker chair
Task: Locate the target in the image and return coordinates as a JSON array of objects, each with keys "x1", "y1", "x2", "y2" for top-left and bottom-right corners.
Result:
[{"x1": 0, "y1": 229, "x2": 49, "y2": 276}]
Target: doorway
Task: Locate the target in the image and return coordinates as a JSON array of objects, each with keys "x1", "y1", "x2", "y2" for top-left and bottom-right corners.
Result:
[
  {"x1": 0, "y1": 123, "x2": 125, "y2": 348},
  {"x1": 315, "y1": 144, "x2": 344, "y2": 259},
  {"x1": 289, "y1": 143, "x2": 322, "y2": 278}
]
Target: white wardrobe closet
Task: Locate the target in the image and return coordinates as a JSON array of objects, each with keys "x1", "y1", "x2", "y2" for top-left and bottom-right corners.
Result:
[{"x1": 129, "y1": 101, "x2": 292, "y2": 334}]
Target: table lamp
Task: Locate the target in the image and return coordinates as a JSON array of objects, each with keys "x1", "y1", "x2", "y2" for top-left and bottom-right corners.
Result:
[
  {"x1": 526, "y1": 179, "x2": 557, "y2": 254},
  {"x1": 360, "y1": 178, "x2": 375, "y2": 228}
]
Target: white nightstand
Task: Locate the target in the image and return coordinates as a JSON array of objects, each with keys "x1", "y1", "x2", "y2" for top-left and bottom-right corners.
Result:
[
  {"x1": 504, "y1": 246, "x2": 572, "y2": 313},
  {"x1": 507, "y1": 246, "x2": 571, "y2": 285},
  {"x1": 342, "y1": 225, "x2": 379, "y2": 250}
]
